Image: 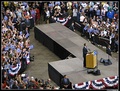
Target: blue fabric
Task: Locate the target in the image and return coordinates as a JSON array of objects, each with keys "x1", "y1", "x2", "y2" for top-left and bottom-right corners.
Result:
[
  {"x1": 55, "y1": 1, "x2": 60, "y2": 5},
  {"x1": 25, "y1": 19, "x2": 31, "y2": 27},
  {"x1": 90, "y1": 7, "x2": 93, "y2": 11},
  {"x1": 93, "y1": 29, "x2": 99, "y2": 34},
  {"x1": 4, "y1": 15, "x2": 8, "y2": 21},
  {"x1": 5, "y1": 46, "x2": 9, "y2": 51},
  {"x1": 29, "y1": 45, "x2": 34, "y2": 50},
  {"x1": 93, "y1": 50, "x2": 98, "y2": 55},
  {"x1": 107, "y1": 11, "x2": 115, "y2": 19},
  {"x1": 84, "y1": 26, "x2": 88, "y2": 31},
  {"x1": 96, "y1": 9, "x2": 100, "y2": 16},
  {"x1": 23, "y1": 2, "x2": 27, "y2": 7},
  {"x1": 77, "y1": 12, "x2": 80, "y2": 22},
  {"x1": 12, "y1": 18, "x2": 17, "y2": 23},
  {"x1": 49, "y1": 3, "x2": 54, "y2": 7},
  {"x1": 16, "y1": 48, "x2": 21, "y2": 53},
  {"x1": 25, "y1": 33, "x2": 30, "y2": 38},
  {"x1": 87, "y1": 27, "x2": 93, "y2": 33},
  {"x1": 31, "y1": 10, "x2": 36, "y2": 17},
  {"x1": 20, "y1": 31, "x2": 23, "y2": 35}
]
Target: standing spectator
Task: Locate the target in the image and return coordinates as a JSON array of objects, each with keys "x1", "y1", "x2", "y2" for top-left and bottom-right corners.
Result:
[
  {"x1": 96, "y1": 8, "x2": 101, "y2": 18},
  {"x1": 76, "y1": 8, "x2": 81, "y2": 22},
  {"x1": 16, "y1": 7, "x2": 22, "y2": 19},
  {"x1": 110, "y1": 30, "x2": 115, "y2": 52},
  {"x1": 101, "y1": 7, "x2": 106, "y2": 21},
  {"x1": 106, "y1": 45, "x2": 112, "y2": 60},
  {"x1": 45, "y1": 7, "x2": 50, "y2": 24},
  {"x1": 25, "y1": 16, "x2": 31, "y2": 33},
  {"x1": 62, "y1": 10, "x2": 68, "y2": 18},
  {"x1": 107, "y1": 9, "x2": 115, "y2": 23},
  {"x1": 30, "y1": 8, "x2": 36, "y2": 23},
  {"x1": 72, "y1": 6, "x2": 78, "y2": 22},
  {"x1": 113, "y1": 2, "x2": 118, "y2": 14},
  {"x1": 35, "y1": 7, "x2": 40, "y2": 25},
  {"x1": 89, "y1": 6, "x2": 94, "y2": 18}
]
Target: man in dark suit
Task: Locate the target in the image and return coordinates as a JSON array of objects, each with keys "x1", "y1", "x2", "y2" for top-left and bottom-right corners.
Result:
[
  {"x1": 69, "y1": 22, "x2": 75, "y2": 32},
  {"x1": 83, "y1": 43, "x2": 88, "y2": 68},
  {"x1": 25, "y1": 17, "x2": 31, "y2": 33},
  {"x1": 106, "y1": 45, "x2": 112, "y2": 60}
]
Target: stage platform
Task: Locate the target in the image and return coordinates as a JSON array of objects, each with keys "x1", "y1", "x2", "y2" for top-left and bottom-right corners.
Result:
[
  {"x1": 48, "y1": 58, "x2": 118, "y2": 86},
  {"x1": 34, "y1": 23, "x2": 118, "y2": 88}
]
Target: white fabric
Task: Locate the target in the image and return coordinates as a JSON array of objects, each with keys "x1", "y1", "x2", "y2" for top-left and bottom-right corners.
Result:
[
  {"x1": 73, "y1": 9, "x2": 78, "y2": 17},
  {"x1": 80, "y1": 16, "x2": 85, "y2": 22}
]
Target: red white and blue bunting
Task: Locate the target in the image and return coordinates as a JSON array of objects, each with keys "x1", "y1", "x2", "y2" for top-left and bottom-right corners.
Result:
[
  {"x1": 8, "y1": 62, "x2": 21, "y2": 76},
  {"x1": 74, "y1": 81, "x2": 91, "y2": 90},
  {"x1": 90, "y1": 79, "x2": 105, "y2": 89},
  {"x1": 54, "y1": 16, "x2": 71, "y2": 26},
  {"x1": 73, "y1": 76, "x2": 119, "y2": 90},
  {"x1": 103, "y1": 76, "x2": 119, "y2": 88}
]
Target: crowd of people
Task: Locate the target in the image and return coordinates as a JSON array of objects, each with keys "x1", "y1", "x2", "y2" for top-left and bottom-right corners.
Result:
[
  {"x1": 70, "y1": 1, "x2": 119, "y2": 52},
  {"x1": 1, "y1": 1, "x2": 34, "y2": 89},
  {"x1": 1, "y1": 1, "x2": 119, "y2": 90}
]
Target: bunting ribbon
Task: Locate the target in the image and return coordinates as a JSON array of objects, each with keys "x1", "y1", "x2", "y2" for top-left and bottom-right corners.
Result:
[
  {"x1": 90, "y1": 79, "x2": 105, "y2": 89},
  {"x1": 73, "y1": 76, "x2": 118, "y2": 90},
  {"x1": 54, "y1": 16, "x2": 71, "y2": 26},
  {"x1": 8, "y1": 62, "x2": 21, "y2": 76},
  {"x1": 103, "y1": 76, "x2": 119, "y2": 88},
  {"x1": 74, "y1": 81, "x2": 91, "y2": 90}
]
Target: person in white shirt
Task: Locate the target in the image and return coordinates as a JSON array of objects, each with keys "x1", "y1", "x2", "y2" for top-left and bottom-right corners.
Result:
[
  {"x1": 45, "y1": 8, "x2": 50, "y2": 24},
  {"x1": 80, "y1": 13, "x2": 85, "y2": 23},
  {"x1": 72, "y1": 6, "x2": 78, "y2": 22},
  {"x1": 81, "y1": 2, "x2": 87, "y2": 8},
  {"x1": 103, "y1": 2, "x2": 109, "y2": 12},
  {"x1": 101, "y1": 7, "x2": 106, "y2": 21}
]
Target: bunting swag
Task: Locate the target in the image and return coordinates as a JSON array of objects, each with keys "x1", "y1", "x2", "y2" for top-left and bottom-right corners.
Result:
[
  {"x1": 91, "y1": 79, "x2": 105, "y2": 89},
  {"x1": 54, "y1": 16, "x2": 71, "y2": 26},
  {"x1": 74, "y1": 81, "x2": 91, "y2": 90},
  {"x1": 73, "y1": 76, "x2": 118, "y2": 90},
  {"x1": 103, "y1": 76, "x2": 119, "y2": 88},
  {"x1": 8, "y1": 62, "x2": 21, "y2": 76}
]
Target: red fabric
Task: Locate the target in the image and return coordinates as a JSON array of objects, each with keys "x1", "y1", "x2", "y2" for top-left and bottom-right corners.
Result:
[
  {"x1": 36, "y1": 9, "x2": 40, "y2": 19},
  {"x1": 59, "y1": 17, "x2": 63, "y2": 20},
  {"x1": 109, "y1": 76, "x2": 115, "y2": 79},
  {"x1": 114, "y1": 14, "x2": 118, "y2": 19},
  {"x1": 78, "y1": 82, "x2": 83, "y2": 86},
  {"x1": 2, "y1": 82, "x2": 7, "y2": 89}
]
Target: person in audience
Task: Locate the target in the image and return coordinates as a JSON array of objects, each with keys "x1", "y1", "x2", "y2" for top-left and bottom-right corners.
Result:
[
  {"x1": 106, "y1": 45, "x2": 112, "y2": 60},
  {"x1": 69, "y1": 22, "x2": 75, "y2": 32},
  {"x1": 60, "y1": 75, "x2": 72, "y2": 89}
]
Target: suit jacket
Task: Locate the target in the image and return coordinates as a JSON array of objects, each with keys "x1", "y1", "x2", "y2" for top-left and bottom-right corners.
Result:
[
  {"x1": 106, "y1": 48, "x2": 112, "y2": 56},
  {"x1": 83, "y1": 46, "x2": 88, "y2": 57}
]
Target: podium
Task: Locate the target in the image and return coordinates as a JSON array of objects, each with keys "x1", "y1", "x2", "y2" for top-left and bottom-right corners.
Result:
[{"x1": 86, "y1": 51, "x2": 97, "y2": 68}]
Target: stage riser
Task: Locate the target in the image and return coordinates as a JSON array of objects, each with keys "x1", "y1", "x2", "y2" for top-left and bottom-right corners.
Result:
[{"x1": 34, "y1": 27, "x2": 75, "y2": 59}]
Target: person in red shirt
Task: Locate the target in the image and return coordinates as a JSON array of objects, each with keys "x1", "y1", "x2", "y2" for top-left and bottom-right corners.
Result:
[{"x1": 35, "y1": 7, "x2": 40, "y2": 25}]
